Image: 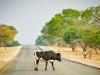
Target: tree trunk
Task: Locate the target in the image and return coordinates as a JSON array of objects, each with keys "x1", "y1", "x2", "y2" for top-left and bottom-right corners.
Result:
[
  {"x1": 72, "y1": 47, "x2": 75, "y2": 52},
  {"x1": 1, "y1": 42, "x2": 4, "y2": 47},
  {"x1": 94, "y1": 47, "x2": 98, "y2": 54},
  {"x1": 58, "y1": 42, "x2": 61, "y2": 47},
  {"x1": 4, "y1": 41, "x2": 7, "y2": 50},
  {"x1": 71, "y1": 44, "x2": 75, "y2": 52},
  {"x1": 80, "y1": 43, "x2": 86, "y2": 53},
  {"x1": 0, "y1": 42, "x2": 7, "y2": 50}
]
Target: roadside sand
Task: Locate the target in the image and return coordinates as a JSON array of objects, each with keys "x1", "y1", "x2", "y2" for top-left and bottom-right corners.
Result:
[
  {"x1": 39, "y1": 46, "x2": 100, "y2": 69},
  {"x1": 0, "y1": 46, "x2": 22, "y2": 69}
]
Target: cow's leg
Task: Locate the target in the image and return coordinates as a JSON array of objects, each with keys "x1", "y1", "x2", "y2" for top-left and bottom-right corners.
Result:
[
  {"x1": 51, "y1": 62, "x2": 55, "y2": 70},
  {"x1": 45, "y1": 62, "x2": 48, "y2": 71},
  {"x1": 34, "y1": 59, "x2": 36, "y2": 70},
  {"x1": 34, "y1": 59, "x2": 39, "y2": 71}
]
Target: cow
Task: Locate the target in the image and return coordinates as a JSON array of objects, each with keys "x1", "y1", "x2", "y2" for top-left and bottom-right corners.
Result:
[{"x1": 34, "y1": 50, "x2": 61, "y2": 71}]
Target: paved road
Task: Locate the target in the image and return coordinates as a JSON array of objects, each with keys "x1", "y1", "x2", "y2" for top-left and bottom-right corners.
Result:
[{"x1": 0, "y1": 45, "x2": 100, "y2": 75}]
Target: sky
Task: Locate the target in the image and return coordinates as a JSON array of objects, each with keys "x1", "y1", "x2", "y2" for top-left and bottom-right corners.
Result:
[{"x1": 0, "y1": 0, "x2": 100, "y2": 44}]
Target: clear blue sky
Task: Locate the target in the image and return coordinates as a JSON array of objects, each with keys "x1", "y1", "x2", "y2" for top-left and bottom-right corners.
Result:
[{"x1": 0, "y1": 0, "x2": 100, "y2": 44}]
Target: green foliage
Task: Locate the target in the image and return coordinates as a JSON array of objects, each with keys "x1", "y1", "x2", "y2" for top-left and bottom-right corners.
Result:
[
  {"x1": 9, "y1": 26, "x2": 18, "y2": 34},
  {"x1": 0, "y1": 24, "x2": 19, "y2": 47},
  {"x1": 63, "y1": 27, "x2": 80, "y2": 44},
  {"x1": 82, "y1": 5, "x2": 100, "y2": 25},
  {"x1": 35, "y1": 35, "x2": 43, "y2": 45},
  {"x1": 47, "y1": 13, "x2": 64, "y2": 37},
  {"x1": 47, "y1": 38, "x2": 55, "y2": 46},
  {"x1": 62, "y1": 8, "x2": 80, "y2": 19},
  {"x1": 35, "y1": 35, "x2": 56, "y2": 46},
  {"x1": 81, "y1": 7, "x2": 94, "y2": 19},
  {"x1": 0, "y1": 24, "x2": 15, "y2": 44},
  {"x1": 38, "y1": 5, "x2": 100, "y2": 49},
  {"x1": 35, "y1": 35, "x2": 49, "y2": 46},
  {"x1": 80, "y1": 29, "x2": 100, "y2": 46},
  {"x1": 7, "y1": 40, "x2": 21, "y2": 47}
]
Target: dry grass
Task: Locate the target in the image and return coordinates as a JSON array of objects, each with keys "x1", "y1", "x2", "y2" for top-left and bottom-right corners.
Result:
[
  {"x1": 0, "y1": 47, "x2": 18, "y2": 58},
  {"x1": 0, "y1": 46, "x2": 22, "y2": 69}
]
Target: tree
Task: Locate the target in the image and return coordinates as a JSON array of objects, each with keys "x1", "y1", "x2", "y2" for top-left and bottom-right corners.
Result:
[
  {"x1": 80, "y1": 29, "x2": 100, "y2": 54},
  {"x1": 39, "y1": 5, "x2": 100, "y2": 53},
  {"x1": 81, "y1": 5, "x2": 100, "y2": 25},
  {"x1": 0, "y1": 24, "x2": 17, "y2": 48},
  {"x1": 63, "y1": 27, "x2": 80, "y2": 51},
  {"x1": 47, "y1": 13, "x2": 64, "y2": 37},
  {"x1": 63, "y1": 27, "x2": 79, "y2": 44}
]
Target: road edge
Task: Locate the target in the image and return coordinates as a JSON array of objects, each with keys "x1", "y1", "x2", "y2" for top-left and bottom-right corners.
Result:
[{"x1": 0, "y1": 46, "x2": 22, "y2": 74}]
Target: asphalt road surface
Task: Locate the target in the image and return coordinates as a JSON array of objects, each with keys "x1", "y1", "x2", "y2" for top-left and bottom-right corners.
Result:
[{"x1": 0, "y1": 45, "x2": 100, "y2": 75}]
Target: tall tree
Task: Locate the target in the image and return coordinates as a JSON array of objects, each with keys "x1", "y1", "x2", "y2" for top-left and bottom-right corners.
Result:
[{"x1": 0, "y1": 24, "x2": 17, "y2": 48}]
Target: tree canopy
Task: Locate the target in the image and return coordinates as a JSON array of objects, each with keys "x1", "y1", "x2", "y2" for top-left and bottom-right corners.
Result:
[
  {"x1": 0, "y1": 24, "x2": 19, "y2": 47},
  {"x1": 35, "y1": 5, "x2": 100, "y2": 53}
]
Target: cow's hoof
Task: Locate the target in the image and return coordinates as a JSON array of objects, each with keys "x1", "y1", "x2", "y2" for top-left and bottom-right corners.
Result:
[
  {"x1": 34, "y1": 68, "x2": 38, "y2": 71},
  {"x1": 53, "y1": 68, "x2": 55, "y2": 70}
]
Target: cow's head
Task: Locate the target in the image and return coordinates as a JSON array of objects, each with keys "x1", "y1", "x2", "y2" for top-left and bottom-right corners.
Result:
[{"x1": 56, "y1": 53, "x2": 61, "y2": 61}]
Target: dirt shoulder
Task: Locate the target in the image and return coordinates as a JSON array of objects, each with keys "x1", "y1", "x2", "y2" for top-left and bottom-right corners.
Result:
[
  {"x1": 0, "y1": 46, "x2": 22, "y2": 69},
  {"x1": 39, "y1": 46, "x2": 100, "y2": 69}
]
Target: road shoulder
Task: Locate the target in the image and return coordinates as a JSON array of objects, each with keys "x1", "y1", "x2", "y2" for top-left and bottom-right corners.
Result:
[{"x1": 0, "y1": 46, "x2": 22, "y2": 69}]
